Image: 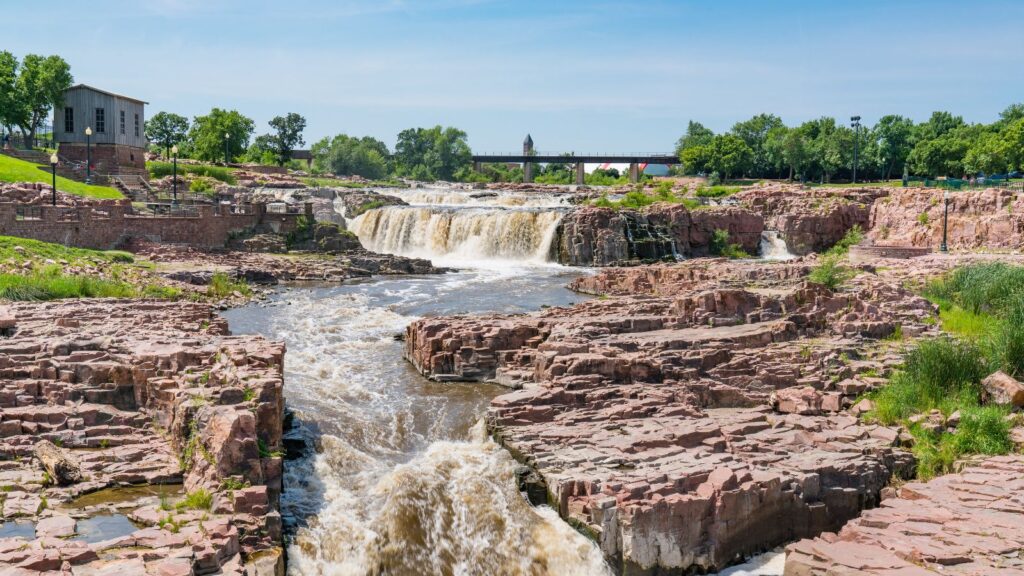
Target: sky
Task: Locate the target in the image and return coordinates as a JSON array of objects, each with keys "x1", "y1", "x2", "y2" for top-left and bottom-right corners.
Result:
[{"x1": 4, "y1": 0, "x2": 1024, "y2": 153}]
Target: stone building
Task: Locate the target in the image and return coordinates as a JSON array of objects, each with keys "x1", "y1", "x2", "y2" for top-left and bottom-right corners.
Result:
[{"x1": 53, "y1": 84, "x2": 148, "y2": 176}]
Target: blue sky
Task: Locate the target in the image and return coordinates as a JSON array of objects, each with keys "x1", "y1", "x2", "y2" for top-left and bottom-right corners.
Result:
[{"x1": 5, "y1": 0, "x2": 1023, "y2": 152}]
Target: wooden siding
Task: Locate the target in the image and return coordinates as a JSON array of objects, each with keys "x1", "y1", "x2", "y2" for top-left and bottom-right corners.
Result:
[{"x1": 54, "y1": 87, "x2": 146, "y2": 149}]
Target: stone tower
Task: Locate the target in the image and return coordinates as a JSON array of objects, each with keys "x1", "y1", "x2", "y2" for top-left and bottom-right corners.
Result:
[{"x1": 523, "y1": 134, "x2": 534, "y2": 183}]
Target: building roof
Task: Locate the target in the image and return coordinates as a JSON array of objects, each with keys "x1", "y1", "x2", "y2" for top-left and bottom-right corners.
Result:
[
  {"x1": 523, "y1": 134, "x2": 533, "y2": 146},
  {"x1": 66, "y1": 84, "x2": 148, "y2": 105}
]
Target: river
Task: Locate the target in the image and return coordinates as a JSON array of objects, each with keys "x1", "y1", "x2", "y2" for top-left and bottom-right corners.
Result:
[{"x1": 223, "y1": 187, "x2": 784, "y2": 575}]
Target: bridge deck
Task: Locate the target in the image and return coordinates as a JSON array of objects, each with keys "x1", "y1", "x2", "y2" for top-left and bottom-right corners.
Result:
[{"x1": 472, "y1": 154, "x2": 678, "y2": 164}]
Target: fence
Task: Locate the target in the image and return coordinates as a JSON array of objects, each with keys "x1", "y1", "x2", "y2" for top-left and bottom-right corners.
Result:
[
  {"x1": 905, "y1": 177, "x2": 1024, "y2": 193},
  {"x1": 2, "y1": 122, "x2": 54, "y2": 150}
]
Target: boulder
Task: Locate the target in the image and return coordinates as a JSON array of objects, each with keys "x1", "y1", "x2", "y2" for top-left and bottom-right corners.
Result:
[{"x1": 981, "y1": 371, "x2": 1024, "y2": 407}]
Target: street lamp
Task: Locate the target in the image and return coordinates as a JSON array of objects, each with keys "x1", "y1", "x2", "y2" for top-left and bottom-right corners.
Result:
[
  {"x1": 224, "y1": 132, "x2": 230, "y2": 165},
  {"x1": 84, "y1": 126, "x2": 93, "y2": 184},
  {"x1": 49, "y1": 153, "x2": 58, "y2": 206},
  {"x1": 940, "y1": 190, "x2": 950, "y2": 253},
  {"x1": 171, "y1": 144, "x2": 179, "y2": 205},
  {"x1": 850, "y1": 116, "x2": 861, "y2": 185}
]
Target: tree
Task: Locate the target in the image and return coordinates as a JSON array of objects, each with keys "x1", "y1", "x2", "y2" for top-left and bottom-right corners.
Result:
[
  {"x1": 13, "y1": 54, "x2": 72, "y2": 147},
  {"x1": 674, "y1": 120, "x2": 715, "y2": 160},
  {"x1": 1003, "y1": 118, "x2": 1024, "y2": 171},
  {"x1": 874, "y1": 115, "x2": 915, "y2": 180},
  {"x1": 964, "y1": 131, "x2": 1010, "y2": 176},
  {"x1": 311, "y1": 134, "x2": 390, "y2": 179},
  {"x1": 394, "y1": 126, "x2": 471, "y2": 181},
  {"x1": 266, "y1": 112, "x2": 306, "y2": 165},
  {"x1": 730, "y1": 113, "x2": 784, "y2": 177},
  {"x1": 145, "y1": 112, "x2": 190, "y2": 158},
  {"x1": 0, "y1": 52, "x2": 18, "y2": 136},
  {"x1": 908, "y1": 126, "x2": 975, "y2": 178},
  {"x1": 188, "y1": 108, "x2": 254, "y2": 162},
  {"x1": 706, "y1": 134, "x2": 754, "y2": 181},
  {"x1": 244, "y1": 134, "x2": 277, "y2": 165}
]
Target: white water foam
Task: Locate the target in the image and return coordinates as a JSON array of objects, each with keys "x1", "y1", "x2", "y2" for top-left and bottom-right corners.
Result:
[{"x1": 759, "y1": 231, "x2": 795, "y2": 261}]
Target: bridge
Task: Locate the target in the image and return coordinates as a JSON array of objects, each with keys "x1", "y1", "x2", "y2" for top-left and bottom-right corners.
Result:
[{"x1": 472, "y1": 135, "x2": 679, "y2": 184}]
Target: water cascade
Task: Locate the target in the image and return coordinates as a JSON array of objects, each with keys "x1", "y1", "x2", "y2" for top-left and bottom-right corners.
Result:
[
  {"x1": 760, "y1": 230, "x2": 795, "y2": 260},
  {"x1": 351, "y1": 205, "x2": 565, "y2": 264}
]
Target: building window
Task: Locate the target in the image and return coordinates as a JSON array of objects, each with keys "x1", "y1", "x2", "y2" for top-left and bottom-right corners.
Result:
[
  {"x1": 120, "y1": 110, "x2": 125, "y2": 135},
  {"x1": 64, "y1": 107, "x2": 74, "y2": 133},
  {"x1": 134, "y1": 113, "x2": 140, "y2": 138},
  {"x1": 95, "y1": 108, "x2": 105, "y2": 133}
]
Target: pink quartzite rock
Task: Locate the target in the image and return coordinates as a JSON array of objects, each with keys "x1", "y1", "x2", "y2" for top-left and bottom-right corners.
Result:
[
  {"x1": 784, "y1": 455, "x2": 1024, "y2": 575},
  {"x1": 981, "y1": 371, "x2": 1024, "y2": 407}
]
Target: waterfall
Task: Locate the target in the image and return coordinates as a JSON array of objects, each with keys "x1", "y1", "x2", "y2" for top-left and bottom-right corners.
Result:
[
  {"x1": 760, "y1": 231, "x2": 795, "y2": 260},
  {"x1": 351, "y1": 206, "x2": 564, "y2": 265}
]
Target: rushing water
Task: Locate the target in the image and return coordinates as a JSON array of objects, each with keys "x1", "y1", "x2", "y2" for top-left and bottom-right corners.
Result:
[
  {"x1": 349, "y1": 188, "x2": 568, "y2": 266},
  {"x1": 759, "y1": 230, "x2": 795, "y2": 261},
  {"x1": 223, "y1": 263, "x2": 610, "y2": 576}
]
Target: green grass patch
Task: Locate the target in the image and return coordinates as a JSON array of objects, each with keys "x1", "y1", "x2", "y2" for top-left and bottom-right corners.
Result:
[
  {"x1": 709, "y1": 228, "x2": 749, "y2": 259},
  {"x1": 590, "y1": 183, "x2": 700, "y2": 211},
  {"x1": 0, "y1": 154, "x2": 121, "y2": 199},
  {"x1": 937, "y1": 306, "x2": 995, "y2": 340},
  {"x1": 207, "y1": 272, "x2": 251, "y2": 299},
  {"x1": 147, "y1": 162, "x2": 236, "y2": 184},
  {"x1": 694, "y1": 185, "x2": 741, "y2": 198},
  {"x1": 910, "y1": 405, "x2": 1013, "y2": 480},
  {"x1": 0, "y1": 236, "x2": 136, "y2": 265},
  {"x1": 0, "y1": 271, "x2": 137, "y2": 300},
  {"x1": 174, "y1": 489, "x2": 213, "y2": 511}
]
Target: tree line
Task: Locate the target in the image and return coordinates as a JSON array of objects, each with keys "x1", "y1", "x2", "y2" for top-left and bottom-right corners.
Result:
[
  {"x1": 677, "y1": 106, "x2": 1024, "y2": 183},
  {"x1": 0, "y1": 52, "x2": 73, "y2": 146},
  {"x1": 147, "y1": 110, "x2": 306, "y2": 166}
]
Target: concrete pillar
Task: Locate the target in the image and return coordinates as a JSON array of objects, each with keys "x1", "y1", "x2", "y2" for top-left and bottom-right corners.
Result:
[
  {"x1": 473, "y1": 161, "x2": 482, "y2": 173},
  {"x1": 524, "y1": 162, "x2": 533, "y2": 183},
  {"x1": 575, "y1": 162, "x2": 585, "y2": 185},
  {"x1": 629, "y1": 163, "x2": 639, "y2": 183}
]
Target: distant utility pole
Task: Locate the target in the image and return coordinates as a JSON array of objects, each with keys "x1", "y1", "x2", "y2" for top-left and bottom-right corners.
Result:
[{"x1": 850, "y1": 116, "x2": 861, "y2": 184}]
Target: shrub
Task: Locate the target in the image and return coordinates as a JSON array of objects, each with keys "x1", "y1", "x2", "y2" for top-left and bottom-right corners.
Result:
[
  {"x1": 708, "y1": 229, "x2": 749, "y2": 259},
  {"x1": 917, "y1": 212, "x2": 930, "y2": 225},
  {"x1": 707, "y1": 171, "x2": 722, "y2": 186},
  {"x1": 826, "y1": 225, "x2": 864, "y2": 257},
  {"x1": 106, "y1": 251, "x2": 135, "y2": 263},
  {"x1": 148, "y1": 162, "x2": 236, "y2": 184},
  {"x1": 189, "y1": 176, "x2": 218, "y2": 196},
  {"x1": 807, "y1": 254, "x2": 853, "y2": 290},
  {"x1": 694, "y1": 185, "x2": 741, "y2": 198},
  {"x1": 911, "y1": 405, "x2": 1012, "y2": 479}
]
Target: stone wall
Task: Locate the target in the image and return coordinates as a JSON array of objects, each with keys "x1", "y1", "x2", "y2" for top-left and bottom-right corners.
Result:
[
  {"x1": 848, "y1": 244, "x2": 931, "y2": 263},
  {"x1": 0, "y1": 202, "x2": 312, "y2": 250},
  {"x1": 59, "y1": 142, "x2": 146, "y2": 172}
]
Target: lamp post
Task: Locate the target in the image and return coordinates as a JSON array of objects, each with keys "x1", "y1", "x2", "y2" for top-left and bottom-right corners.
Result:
[
  {"x1": 941, "y1": 190, "x2": 950, "y2": 253},
  {"x1": 224, "y1": 132, "x2": 230, "y2": 165},
  {"x1": 49, "y1": 153, "x2": 58, "y2": 206},
  {"x1": 171, "y1": 144, "x2": 179, "y2": 206},
  {"x1": 84, "y1": 127, "x2": 93, "y2": 184},
  {"x1": 850, "y1": 116, "x2": 861, "y2": 184}
]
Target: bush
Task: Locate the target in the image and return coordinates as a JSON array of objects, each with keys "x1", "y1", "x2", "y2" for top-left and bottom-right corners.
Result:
[
  {"x1": 707, "y1": 171, "x2": 722, "y2": 186},
  {"x1": 106, "y1": 251, "x2": 135, "y2": 263},
  {"x1": 826, "y1": 225, "x2": 864, "y2": 257},
  {"x1": 189, "y1": 176, "x2": 218, "y2": 196},
  {"x1": 807, "y1": 254, "x2": 853, "y2": 289},
  {"x1": 708, "y1": 229, "x2": 749, "y2": 259},
  {"x1": 694, "y1": 185, "x2": 741, "y2": 198},
  {"x1": 148, "y1": 162, "x2": 236, "y2": 184},
  {"x1": 911, "y1": 405, "x2": 1012, "y2": 479},
  {"x1": 175, "y1": 488, "x2": 213, "y2": 511}
]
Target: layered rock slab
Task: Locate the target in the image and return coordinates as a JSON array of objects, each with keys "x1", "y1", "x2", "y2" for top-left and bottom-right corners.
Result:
[
  {"x1": 0, "y1": 300, "x2": 286, "y2": 575},
  {"x1": 784, "y1": 455, "x2": 1024, "y2": 575}
]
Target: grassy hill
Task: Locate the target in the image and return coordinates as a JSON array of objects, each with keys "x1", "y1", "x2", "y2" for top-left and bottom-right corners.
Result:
[{"x1": 0, "y1": 153, "x2": 122, "y2": 199}]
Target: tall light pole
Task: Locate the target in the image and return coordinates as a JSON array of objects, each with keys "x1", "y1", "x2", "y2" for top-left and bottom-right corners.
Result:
[
  {"x1": 84, "y1": 126, "x2": 93, "y2": 184},
  {"x1": 171, "y1": 144, "x2": 179, "y2": 206},
  {"x1": 50, "y1": 153, "x2": 58, "y2": 206},
  {"x1": 850, "y1": 116, "x2": 861, "y2": 184},
  {"x1": 224, "y1": 132, "x2": 230, "y2": 165},
  {"x1": 941, "y1": 190, "x2": 950, "y2": 253}
]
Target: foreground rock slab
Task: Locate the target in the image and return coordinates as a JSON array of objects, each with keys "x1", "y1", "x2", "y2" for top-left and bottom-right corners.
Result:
[
  {"x1": 0, "y1": 299, "x2": 286, "y2": 574},
  {"x1": 784, "y1": 455, "x2": 1024, "y2": 575}
]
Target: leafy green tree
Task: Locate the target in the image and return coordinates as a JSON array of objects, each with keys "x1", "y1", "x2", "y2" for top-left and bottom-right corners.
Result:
[
  {"x1": 730, "y1": 113, "x2": 784, "y2": 177},
  {"x1": 674, "y1": 120, "x2": 715, "y2": 161},
  {"x1": 188, "y1": 108, "x2": 254, "y2": 162},
  {"x1": 706, "y1": 134, "x2": 754, "y2": 181},
  {"x1": 311, "y1": 134, "x2": 390, "y2": 179},
  {"x1": 145, "y1": 112, "x2": 190, "y2": 158},
  {"x1": 1003, "y1": 118, "x2": 1024, "y2": 171},
  {"x1": 266, "y1": 112, "x2": 306, "y2": 165},
  {"x1": 0, "y1": 52, "x2": 18, "y2": 136},
  {"x1": 244, "y1": 134, "x2": 277, "y2": 165},
  {"x1": 13, "y1": 54, "x2": 72, "y2": 147},
  {"x1": 394, "y1": 126, "x2": 471, "y2": 181},
  {"x1": 997, "y1": 103, "x2": 1024, "y2": 127},
  {"x1": 964, "y1": 131, "x2": 1010, "y2": 176},
  {"x1": 908, "y1": 125, "x2": 976, "y2": 178},
  {"x1": 874, "y1": 115, "x2": 915, "y2": 180},
  {"x1": 914, "y1": 111, "x2": 965, "y2": 142}
]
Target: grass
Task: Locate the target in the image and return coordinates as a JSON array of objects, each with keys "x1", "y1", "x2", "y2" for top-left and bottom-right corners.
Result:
[
  {"x1": 591, "y1": 183, "x2": 700, "y2": 211},
  {"x1": 0, "y1": 271, "x2": 136, "y2": 300},
  {"x1": 806, "y1": 226, "x2": 864, "y2": 290},
  {"x1": 147, "y1": 162, "x2": 236, "y2": 184},
  {"x1": 709, "y1": 228, "x2": 749, "y2": 259},
  {"x1": 694, "y1": 185, "x2": 741, "y2": 198},
  {"x1": 207, "y1": 272, "x2": 251, "y2": 299},
  {"x1": 0, "y1": 236, "x2": 136, "y2": 265},
  {"x1": 0, "y1": 154, "x2": 121, "y2": 199},
  {"x1": 174, "y1": 489, "x2": 213, "y2": 511}
]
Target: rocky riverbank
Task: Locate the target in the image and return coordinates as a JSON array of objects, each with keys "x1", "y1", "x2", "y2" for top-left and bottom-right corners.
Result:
[
  {"x1": 402, "y1": 252, "x2": 1024, "y2": 573},
  {"x1": 0, "y1": 300, "x2": 286, "y2": 574}
]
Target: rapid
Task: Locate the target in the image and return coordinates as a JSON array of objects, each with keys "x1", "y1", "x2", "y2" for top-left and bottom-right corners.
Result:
[{"x1": 223, "y1": 187, "x2": 613, "y2": 575}]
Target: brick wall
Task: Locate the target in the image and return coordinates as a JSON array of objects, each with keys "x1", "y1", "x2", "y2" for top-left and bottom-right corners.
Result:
[
  {"x1": 0, "y1": 202, "x2": 312, "y2": 250},
  {"x1": 60, "y1": 143, "x2": 146, "y2": 172}
]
